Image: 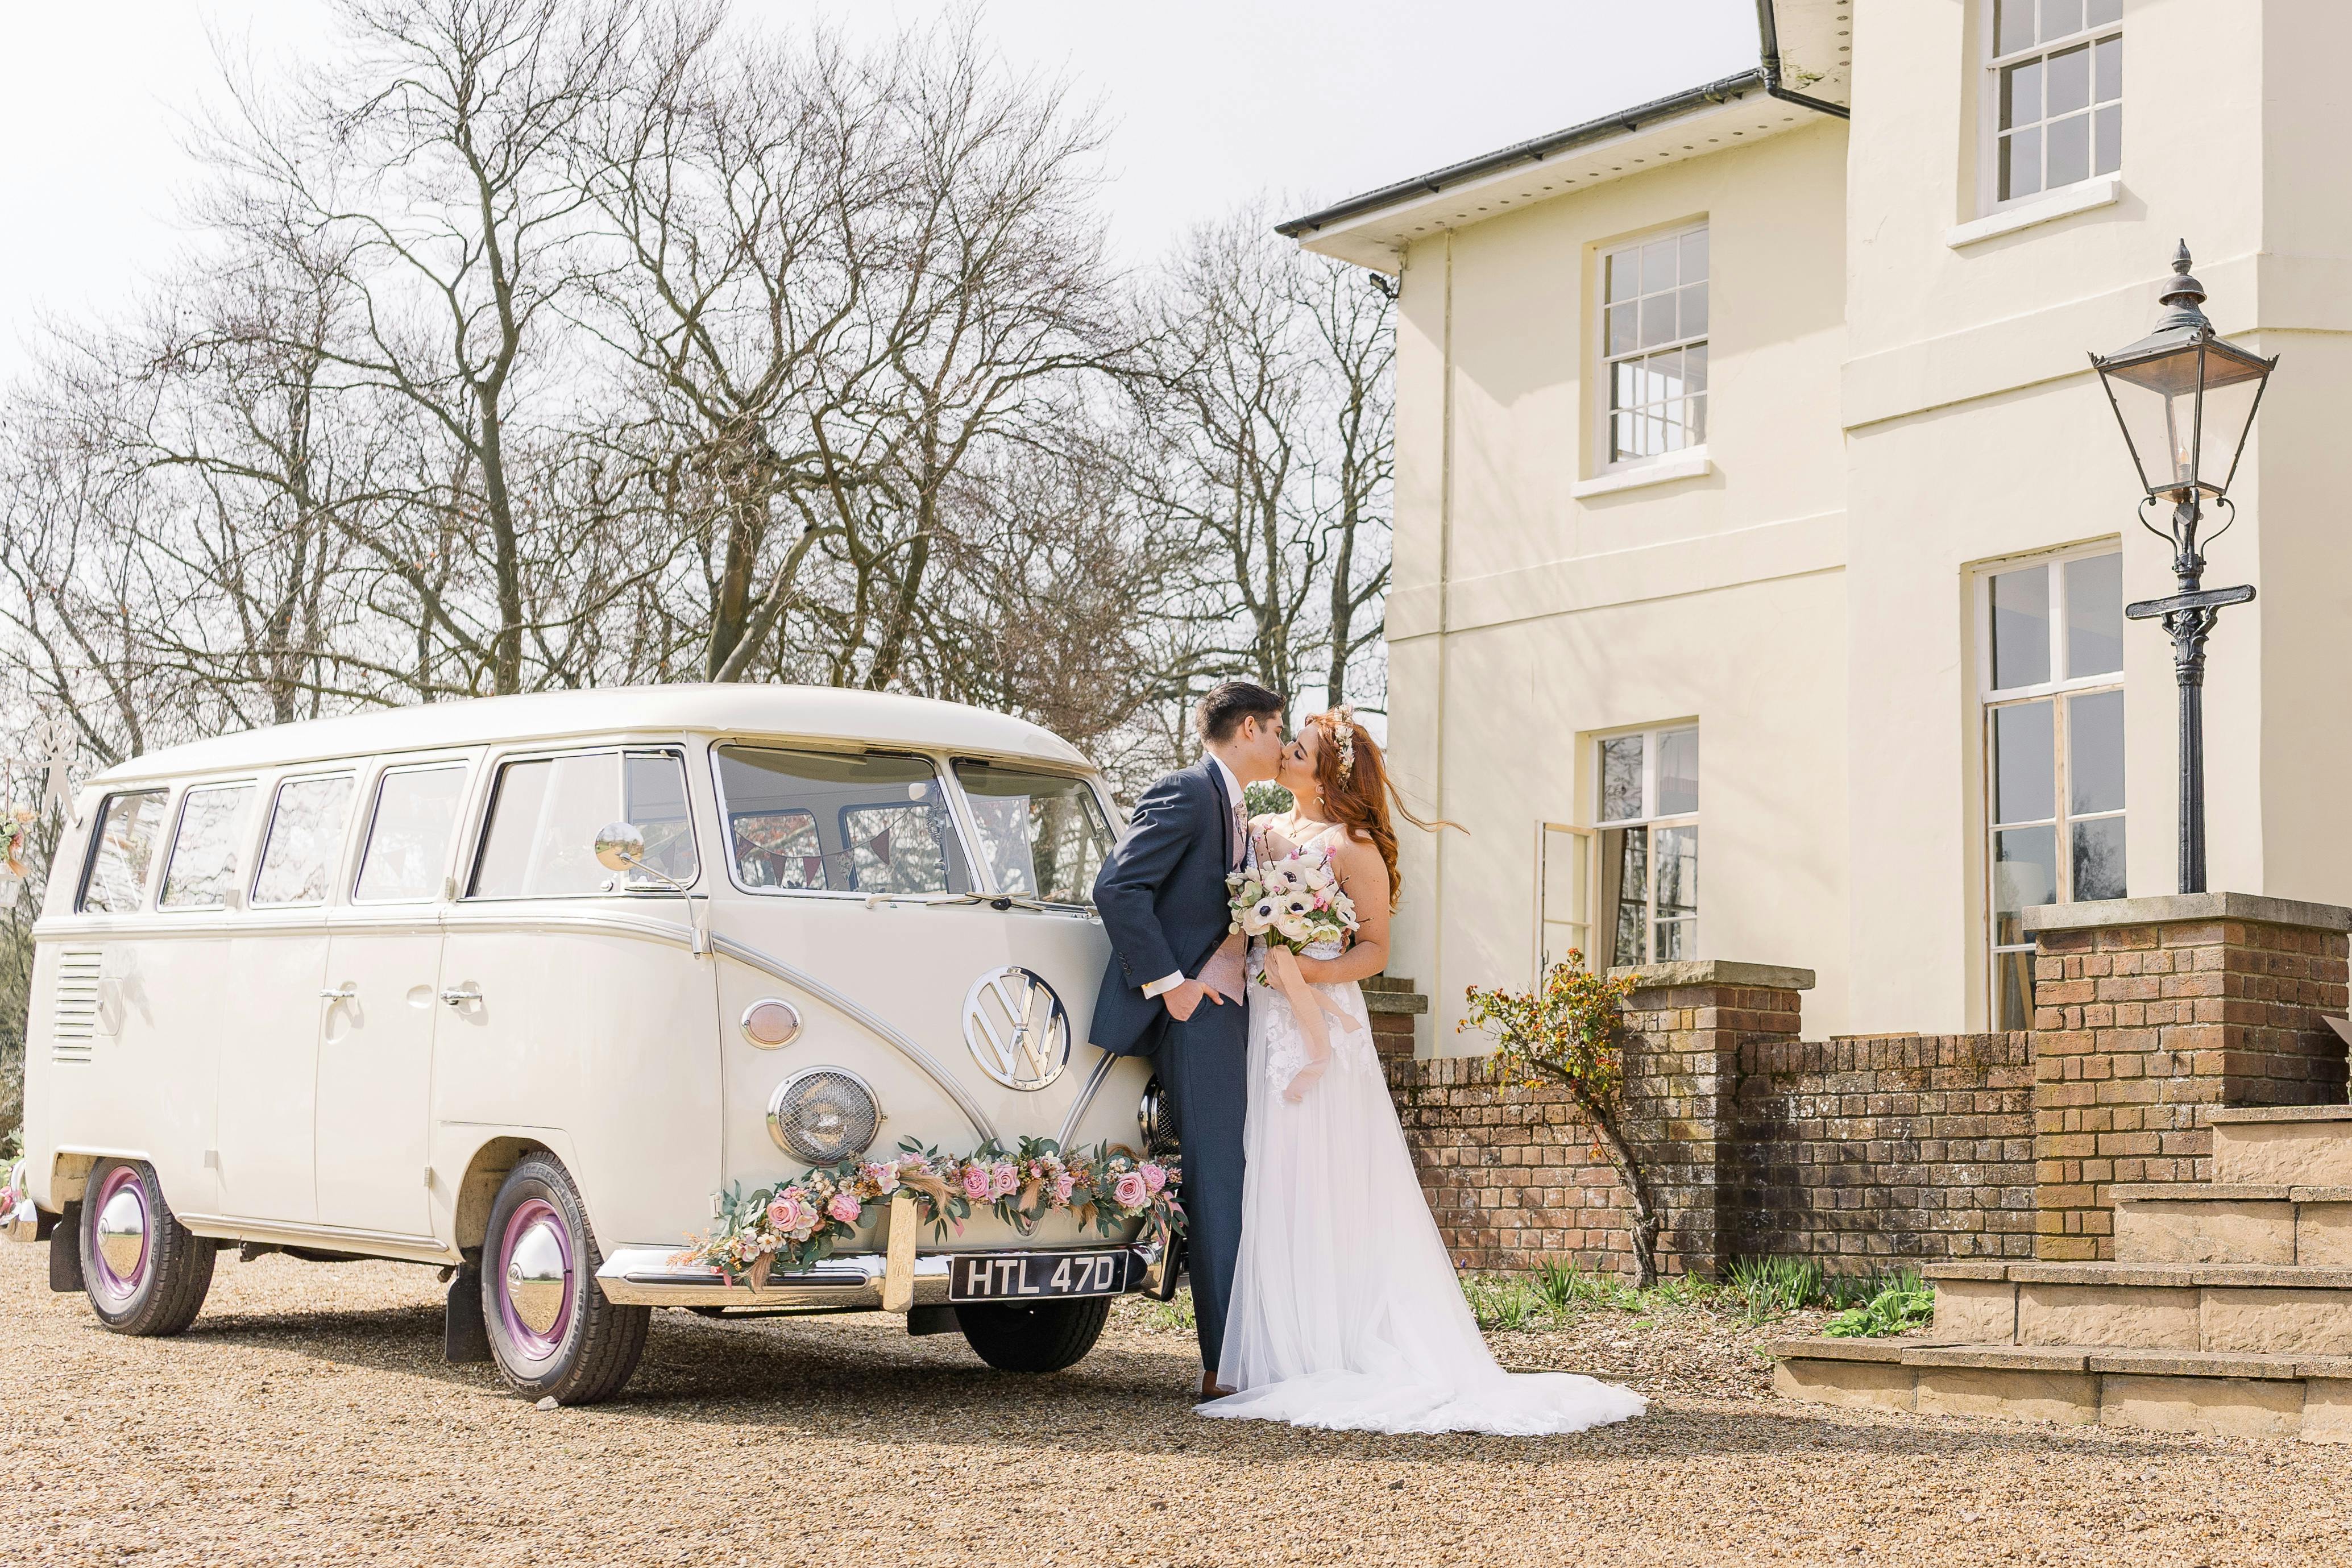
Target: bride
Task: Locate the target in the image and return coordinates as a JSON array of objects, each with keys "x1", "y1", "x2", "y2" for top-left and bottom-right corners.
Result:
[{"x1": 1198, "y1": 708, "x2": 1646, "y2": 1436}]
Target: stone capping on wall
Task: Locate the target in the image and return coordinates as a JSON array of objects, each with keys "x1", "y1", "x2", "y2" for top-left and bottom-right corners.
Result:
[
  {"x1": 1610, "y1": 959, "x2": 1819, "y2": 992},
  {"x1": 2020, "y1": 891, "x2": 2352, "y2": 936}
]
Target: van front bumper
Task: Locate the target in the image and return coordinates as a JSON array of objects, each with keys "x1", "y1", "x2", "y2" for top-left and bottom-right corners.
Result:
[{"x1": 594, "y1": 1237, "x2": 1173, "y2": 1310}]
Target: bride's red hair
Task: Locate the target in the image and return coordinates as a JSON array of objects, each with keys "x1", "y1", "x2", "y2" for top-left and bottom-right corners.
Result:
[{"x1": 1300, "y1": 711, "x2": 1461, "y2": 910}]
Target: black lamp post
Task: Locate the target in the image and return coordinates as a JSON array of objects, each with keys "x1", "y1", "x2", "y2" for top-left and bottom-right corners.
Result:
[{"x1": 2089, "y1": 241, "x2": 2278, "y2": 895}]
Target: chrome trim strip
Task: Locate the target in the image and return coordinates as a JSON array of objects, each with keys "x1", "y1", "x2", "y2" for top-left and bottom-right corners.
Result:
[
  {"x1": 592, "y1": 1245, "x2": 1158, "y2": 1310},
  {"x1": 1055, "y1": 1050, "x2": 1118, "y2": 1149},
  {"x1": 176, "y1": 1213, "x2": 462, "y2": 1265}
]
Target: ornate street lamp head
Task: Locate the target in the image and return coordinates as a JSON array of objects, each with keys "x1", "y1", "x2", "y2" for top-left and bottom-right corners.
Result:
[{"x1": 2090, "y1": 240, "x2": 2276, "y2": 509}]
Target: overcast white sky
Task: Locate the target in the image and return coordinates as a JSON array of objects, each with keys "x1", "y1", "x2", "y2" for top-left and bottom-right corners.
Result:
[{"x1": 0, "y1": 1, "x2": 1761, "y2": 378}]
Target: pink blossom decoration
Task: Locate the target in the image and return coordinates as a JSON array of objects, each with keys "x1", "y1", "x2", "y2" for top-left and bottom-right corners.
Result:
[
  {"x1": 826, "y1": 1192, "x2": 862, "y2": 1225},
  {"x1": 991, "y1": 1161, "x2": 1019, "y2": 1199},
  {"x1": 1139, "y1": 1162, "x2": 1168, "y2": 1194},
  {"x1": 767, "y1": 1190, "x2": 816, "y2": 1235},
  {"x1": 960, "y1": 1164, "x2": 993, "y2": 1202},
  {"x1": 1053, "y1": 1172, "x2": 1077, "y2": 1204},
  {"x1": 1112, "y1": 1171, "x2": 1148, "y2": 1209}
]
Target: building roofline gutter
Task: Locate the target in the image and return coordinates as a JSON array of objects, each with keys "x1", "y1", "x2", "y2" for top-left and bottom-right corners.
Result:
[
  {"x1": 1757, "y1": 0, "x2": 1852, "y2": 121},
  {"x1": 1274, "y1": 67, "x2": 1769, "y2": 238}
]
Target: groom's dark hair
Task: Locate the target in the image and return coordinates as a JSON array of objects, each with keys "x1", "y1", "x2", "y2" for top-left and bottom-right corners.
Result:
[{"x1": 1196, "y1": 680, "x2": 1285, "y2": 744}]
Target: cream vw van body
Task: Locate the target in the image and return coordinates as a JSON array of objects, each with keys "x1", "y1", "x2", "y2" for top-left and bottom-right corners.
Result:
[{"x1": 11, "y1": 686, "x2": 1171, "y2": 1400}]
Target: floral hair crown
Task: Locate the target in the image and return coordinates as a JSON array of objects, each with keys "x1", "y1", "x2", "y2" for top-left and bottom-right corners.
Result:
[{"x1": 1328, "y1": 704, "x2": 1357, "y2": 779}]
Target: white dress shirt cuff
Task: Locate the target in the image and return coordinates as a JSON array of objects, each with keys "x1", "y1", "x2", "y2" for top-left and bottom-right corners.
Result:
[{"x1": 1141, "y1": 971, "x2": 1186, "y2": 999}]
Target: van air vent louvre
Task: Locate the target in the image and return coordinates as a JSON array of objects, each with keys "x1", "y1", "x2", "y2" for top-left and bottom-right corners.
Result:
[{"x1": 52, "y1": 949, "x2": 102, "y2": 1064}]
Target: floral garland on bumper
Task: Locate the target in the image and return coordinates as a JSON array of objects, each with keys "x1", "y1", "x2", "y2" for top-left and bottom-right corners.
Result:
[{"x1": 671, "y1": 1136, "x2": 1183, "y2": 1288}]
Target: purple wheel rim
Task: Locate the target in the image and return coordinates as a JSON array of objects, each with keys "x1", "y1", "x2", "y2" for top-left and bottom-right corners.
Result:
[
  {"x1": 89, "y1": 1165, "x2": 150, "y2": 1302},
  {"x1": 497, "y1": 1197, "x2": 574, "y2": 1361}
]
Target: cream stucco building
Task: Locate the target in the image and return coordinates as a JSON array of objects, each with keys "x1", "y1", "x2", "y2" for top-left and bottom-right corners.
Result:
[{"x1": 1283, "y1": 0, "x2": 2352, "y2": 1043}]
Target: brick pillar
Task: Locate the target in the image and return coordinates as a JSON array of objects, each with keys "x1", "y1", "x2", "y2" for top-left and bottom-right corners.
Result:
[
  {"x1": 1613, "y1": 960, "x2": 1812, "y2": 1276},
  {"x1": 1362, "y1": 974, "x2": 1429, "y2": 1063},
  {"x1": 2022, "y1": 892, "x2": 2352, "y2": 1261}
]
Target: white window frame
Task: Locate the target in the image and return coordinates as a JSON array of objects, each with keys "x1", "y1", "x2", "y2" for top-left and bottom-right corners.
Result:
[
  {"x1": 1593, "y1": 221, "x2": 1709, "y2": 479},
  {"x1": 1977, "y1": 0, "x2": 2123, "y2": 216},
  {"x1": 1975, "y1": 540, "x2": 2126, "y2": 1028},
  {"x1": 1533, "y1": 820, "x2": 1595, "y2": 984},
  {"x1": 1594, "y1": 725, "x2": 1699, "y2": 966}
]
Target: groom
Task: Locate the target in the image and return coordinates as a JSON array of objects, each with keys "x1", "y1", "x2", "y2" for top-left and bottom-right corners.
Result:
[{"x1": 1090, "y1": 679, "x2": 1284, "y2": 1398}]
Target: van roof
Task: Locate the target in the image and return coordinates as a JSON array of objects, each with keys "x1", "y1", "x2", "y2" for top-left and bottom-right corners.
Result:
[{"x1": 85, "y1": 685, "x2": 1093, "y2": 786}]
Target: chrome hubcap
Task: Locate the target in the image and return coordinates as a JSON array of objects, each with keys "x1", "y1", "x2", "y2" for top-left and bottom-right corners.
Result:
[
  {"x1": 92, "y1": 1169, "x2": 148, "y2": 1297},
  {"x1": 500, "y1": 1197, "x2": 573, "y2": 1356}
]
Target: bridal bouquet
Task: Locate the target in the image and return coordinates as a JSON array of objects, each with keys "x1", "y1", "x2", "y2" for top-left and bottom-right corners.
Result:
[
  {"x1": 1227, "y1": 844, "x2": 1359, "y2": 960},
  {"x1": 1227, "y1": 841, "x2": 1362, "y2": 1101}
]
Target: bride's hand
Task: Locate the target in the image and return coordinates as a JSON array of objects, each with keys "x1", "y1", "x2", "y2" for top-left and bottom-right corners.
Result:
[{"x1": 1282, "y1": 1053, "x2": 1328, "y2": 1105}]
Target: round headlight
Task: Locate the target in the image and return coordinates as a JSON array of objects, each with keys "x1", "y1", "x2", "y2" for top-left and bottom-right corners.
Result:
[
  {"x1": 767, "y1": 1068, "x2": 882, "y2": 1165},
  {"x1": 1138, "y1": 1074, "x2": 1181, "y2": 1164},
  {"x1": 740, "y1": 998, "x2": 803, "y2": 1050}
]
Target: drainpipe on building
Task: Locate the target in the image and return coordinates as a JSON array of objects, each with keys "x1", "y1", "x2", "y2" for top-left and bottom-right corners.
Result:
[{"x1": 1754, "y1": 0, "x2": 1851, "y2": 121}]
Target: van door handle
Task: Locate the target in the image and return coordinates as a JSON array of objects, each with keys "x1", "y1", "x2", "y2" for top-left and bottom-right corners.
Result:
[
  {"x1": 319, "y1": 985, "x2": 358, "y2": 1002},
  {"x1": 439, "y1": 985, "x2": 483, "y2": 1008}
]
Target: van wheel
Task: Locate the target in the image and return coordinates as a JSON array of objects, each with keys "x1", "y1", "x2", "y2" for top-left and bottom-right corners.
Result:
[
  {"x1": 481, "y1": 1155, "x2": 648, "y2": 1405},
  {"x1": 80, "y1": 1160, "x2": 215, "y2": 1336},
  {"x1": 957, "y1": 1295, "x2": 1112, "y2": 1374}
]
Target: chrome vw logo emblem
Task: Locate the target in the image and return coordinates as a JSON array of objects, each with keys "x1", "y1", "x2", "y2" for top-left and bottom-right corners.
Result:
[{"x1": 963, "y1": 966, "x2": 1071, "y2": 1092}]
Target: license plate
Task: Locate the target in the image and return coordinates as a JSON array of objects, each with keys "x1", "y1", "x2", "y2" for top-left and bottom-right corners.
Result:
[{"x1": 948, "y1": 1250, "x2": 1138, "y2": 1302}]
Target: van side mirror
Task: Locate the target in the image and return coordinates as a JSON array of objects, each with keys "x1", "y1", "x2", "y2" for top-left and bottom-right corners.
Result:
[{"x1": 594, "y1": 822, "x2": 647, "y2": 873}]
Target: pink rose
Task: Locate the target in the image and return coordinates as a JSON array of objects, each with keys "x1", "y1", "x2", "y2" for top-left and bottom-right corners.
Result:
[
  {"x1": 767, "y1": 1190, "x2": 815, "y2": 1236},
  {"x1": 1139, "y1": 1162, "x2": 1168, "y2": 1195},
  {"x1": 960, "y1": 1164, "x2": 993, "y2": 1202},
  {"x1": 991, "y1": 1161, "x2": 1019, "y2": 1199},
  {"x1": 1112, "y1": 1171, "x2": 1148, "y2": 1210},
  {"x1": 827, "y1": 1192, "x2": 861, "y2": 1225},
  {"x1": 1053, "y1": 1172, "x2": 1077, "y2": 1205}
]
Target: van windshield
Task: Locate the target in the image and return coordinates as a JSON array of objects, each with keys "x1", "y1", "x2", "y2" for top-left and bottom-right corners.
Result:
[
  {"x1": 951, "y1": 761, "x2": 1110, "y2": 905},
  {"x1": 714, "y1": 745, "x2": 972, "y2": 896}
]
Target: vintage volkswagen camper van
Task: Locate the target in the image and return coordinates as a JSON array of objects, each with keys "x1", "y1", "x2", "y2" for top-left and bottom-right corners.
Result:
[{"x1": 7, "y1": 686, "x2": 1175, "y2": 1403}]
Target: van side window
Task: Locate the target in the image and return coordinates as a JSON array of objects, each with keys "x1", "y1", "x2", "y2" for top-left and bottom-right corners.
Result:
[
  {"x1": 80, "y1": 790, "x2": 168, "y2": 914},
  {"x1": 251, "y1": 775, "x2": 356, "y2": 906},
  {"x1": 714, "y1": 745, "x2": 970, "y2": 895},
  {"x1": 354, "y1": 765, "x2": 468, "y2": 903},
  {"x1": 470, "y1": 750, "x2": 698, "y2": 899},
  {"x1": 160, "y1": 784, "x2": 258, "y2": 909}
]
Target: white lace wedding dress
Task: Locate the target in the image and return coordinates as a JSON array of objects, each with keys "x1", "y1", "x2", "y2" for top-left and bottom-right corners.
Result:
[{"x1": 1200, "y1": 865, "x2": 1646, "y2": 1436}]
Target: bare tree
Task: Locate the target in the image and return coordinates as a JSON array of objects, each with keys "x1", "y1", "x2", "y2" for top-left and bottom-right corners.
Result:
[{"x1": 1130, "y1": 202, "x2": 1393, "y2": 714}]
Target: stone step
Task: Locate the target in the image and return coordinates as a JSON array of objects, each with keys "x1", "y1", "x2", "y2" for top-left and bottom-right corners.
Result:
[
  {"x1": 1924, "y1": 1260, "x2": 2352, "y2": 1356},
  {"x1": 2112, "y1": 1183, "x2": 2352, "y2": 1266},
  {"x1": 2210, "y1": 1105, "x2": 2352, "y2": 1187},
  {"x1": 1768, "y1": 1335, "x2": 2352, "y2": 1442}
]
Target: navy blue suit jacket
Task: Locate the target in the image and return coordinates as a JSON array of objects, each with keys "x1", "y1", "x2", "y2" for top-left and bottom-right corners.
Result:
[{"x1": 1087, "y1": 759, "x2": 1237, "y2": 1057}]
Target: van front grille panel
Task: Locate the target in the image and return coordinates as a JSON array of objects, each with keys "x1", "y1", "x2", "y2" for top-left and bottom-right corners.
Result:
[{"x1": 52, "y1": 950, "x2": 102, "y2": 1064}]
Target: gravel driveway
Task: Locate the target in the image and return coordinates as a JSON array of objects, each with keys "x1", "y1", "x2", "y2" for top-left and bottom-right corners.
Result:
[{"x1": 5, "y1": 1243, "x2": 2351, "y2": 1566}]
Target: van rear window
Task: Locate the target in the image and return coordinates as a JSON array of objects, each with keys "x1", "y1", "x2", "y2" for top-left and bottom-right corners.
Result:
[
  {"x1": 714, "y1": 746, "x2": 969, "y2": 895},
  {"x1": 80, "y1": 790, "x2": 168, "y2": 914},
  {"x1": 160, "y1": 784, "x2": 256, "y2": 909}
]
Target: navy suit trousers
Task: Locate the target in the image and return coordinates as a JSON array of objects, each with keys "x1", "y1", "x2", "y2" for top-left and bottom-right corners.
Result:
[{"x1": 1160, "y1": 988, "x2": 1248, "y2": 1376}]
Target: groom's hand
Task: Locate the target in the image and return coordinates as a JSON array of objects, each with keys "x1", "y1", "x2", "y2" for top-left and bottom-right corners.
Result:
[{"x1": 1161, "y1": 977, "x2": 1227, "y2": 1022}]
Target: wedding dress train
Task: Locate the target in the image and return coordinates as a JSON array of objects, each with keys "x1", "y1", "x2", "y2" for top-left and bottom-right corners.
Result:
[{"x1": 1199, "y1": 936, "x2": 1646, "y2": 1437}]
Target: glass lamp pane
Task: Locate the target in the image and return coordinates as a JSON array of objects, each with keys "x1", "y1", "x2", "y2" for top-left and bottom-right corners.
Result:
[
  {"x1": 2196, "y1": 355, "x2": 2270, "y2": 492},
  {"x1": 1657, "y1": 729, "x2": 1699, "y2": 814},
  {"x1": 2064, "y1": 552, "x2": 2123, "y2": 676},
  {"x1": 2102, "y1": 371, "x2": 2193, "y2": 493},
  {"x1": 1990, "y1": 566, "x2": 2051, "y2": 689},
  {"x1": 1600, "y1": 736, "x2": 1644, "y2": 821},
  {"x1": 2069, "y1": 690, "x2": 2126, "y2": 814},
  {"x1": 2072, "y1": 815, "x2": 2127, "y2": 902},
  {"x1": 1993, "y1": 701, "x2": 2056, "y2": 824}
]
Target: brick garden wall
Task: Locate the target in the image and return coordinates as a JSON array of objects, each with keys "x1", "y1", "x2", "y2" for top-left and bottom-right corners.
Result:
[{"x1": 1387, "y1": 1026, "x2": 2037, "y2": 1276}]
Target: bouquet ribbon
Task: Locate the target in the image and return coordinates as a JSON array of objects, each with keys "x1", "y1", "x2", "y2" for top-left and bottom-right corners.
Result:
[{"x1": 1264, "y1": 944, "x2": 1359, "y2": 1077}]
